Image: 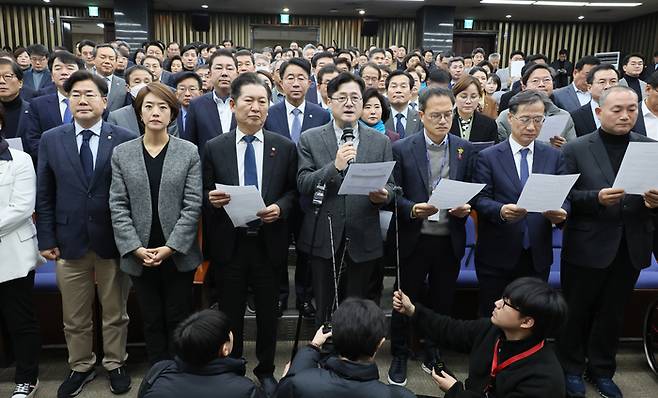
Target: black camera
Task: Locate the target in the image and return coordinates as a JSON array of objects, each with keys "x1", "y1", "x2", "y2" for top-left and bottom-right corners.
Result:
[
  {"x1": 434, "y1": 360, "x2": 451, "y2": 377},
  {"x1": 322, "y1": 322, "x2": 332, "y2": 334}
]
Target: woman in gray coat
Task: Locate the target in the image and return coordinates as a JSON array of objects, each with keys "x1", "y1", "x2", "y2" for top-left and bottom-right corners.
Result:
[{"x1": 109, "y1": 82, "x2": 203, "y2": 364}]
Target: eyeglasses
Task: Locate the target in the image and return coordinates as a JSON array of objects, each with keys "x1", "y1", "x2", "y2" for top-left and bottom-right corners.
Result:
[
  {"x1": 0, "y1": 73, "x2": 17, "y2": 81},
  {"x1": 501, "y1": 297, "x2": 521, "y2": 312},
  {"x1": 528, "y1": 78, "x2": 553, "y2": 86},
  {"x1": 176, "y1": 86, "x2": 200, "y2": 93},
  {"x1": 331, "y1": 95, "x2": 362, "y2": 105},
  {"x1": 425, "y1": 112, "x2": 453, "y2": 121},
  {"x1": 511, "y1": 115, "x2": 545, "y2": 125},
  {"x1": 284, "y1": 75, "x2": 308, "y2": 83}
]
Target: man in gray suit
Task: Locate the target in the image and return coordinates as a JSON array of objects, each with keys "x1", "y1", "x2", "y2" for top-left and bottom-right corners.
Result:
[
  {"x1": 552, "y1": 55, "x2": 601, "y2": 113},
  {"x1": 93, "y1": 44, "x2": 127, "y2": 113},
  {"x1": 297, "y1": 72, "x2": 395, "y2": 328},
  {"x1": 384, "y1": 70, "x2": 422, "y2": 138}
]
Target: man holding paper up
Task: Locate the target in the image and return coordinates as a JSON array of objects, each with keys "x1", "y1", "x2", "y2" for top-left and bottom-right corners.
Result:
[
  {"x1": 297, "y1": 72, "x2": 395, "y2": 328},
  {"x1": 556, "y1": 86, "x2": 658, "y2": 398},
  {"x1": 387, "y1": 87, "x2": 476, "y2": 386},
  {"x1": 473, "y1": 90, "x2": 569, "y2": 316},
  {"x1": 202, "y1": 73, "x2": 298, "y2": 395}
]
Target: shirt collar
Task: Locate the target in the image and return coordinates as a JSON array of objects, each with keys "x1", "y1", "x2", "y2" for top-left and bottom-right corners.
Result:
[
  {"x1": 333, "y1": 121, "x2": 359, "y2": 142},
  {"x1": 285, "y1": 99, "x2": 306, "y2": 115},
  {"x1": 236, "y1": 127, "x2": 264, "y2": 144},
  {"x1": 642, "y1": 99, "x2": 657, "y2": 118},
  {"x1": 590, "y1": 100, "x2": 599, "y2": 113},
  {"x1": 74, "y1": 119, "x2": 103, "y2": 136},
  {"x1": 391, "y1": 106, "x2": 409, "y2": 119},
  {"x1": 213, "y1": 90, "x2": 230, "y2": 105},
  {"x1": 509, "y1": 134, "x2": 535, "y2": 155},
  {"x1": 572, "y1": 82, "x2": 587, "y2": 94},
  {"x1": 58, "y1": 91, "x2": 68, "y2": 104},
  {"x1": 423, "y1": 129, "x2": 448, "y2": 148}
]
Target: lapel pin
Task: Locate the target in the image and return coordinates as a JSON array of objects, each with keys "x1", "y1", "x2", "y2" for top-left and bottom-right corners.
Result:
[
  {"x1": 270, "y1": 147, "x2": 276, "y2": 157},
  {"x1": 309, "y1": 114, "x2": 313, "y2": 118},
  {"x1": 107, "y1": 135, "x2": 112, "y2": 140}
]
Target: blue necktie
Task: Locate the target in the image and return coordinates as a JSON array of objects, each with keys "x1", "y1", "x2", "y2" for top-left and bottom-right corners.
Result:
[
  {"x1": 291, "y1": 108, "x2": 302, "y2": 143},
  {"x1": 243, "y1": 135, "x2": 258, "y2": 188},
  {"x1": 520, "y1": 148, "x2": 530, "y2": 249},
  {"x1": 80, "y1": 130, "x2": 94, "y2": 183},
  {"x1": 395, "y1": 113, "x2": 406, "y2": 138},
  {"x1": 63, "y1": 98, "x2": 73, "y2": 124}
]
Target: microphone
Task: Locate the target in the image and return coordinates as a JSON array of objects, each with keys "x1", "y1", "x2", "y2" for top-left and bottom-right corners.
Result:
[{"x1": 341, "y1": 127, "x2": 355, "y2": 165}]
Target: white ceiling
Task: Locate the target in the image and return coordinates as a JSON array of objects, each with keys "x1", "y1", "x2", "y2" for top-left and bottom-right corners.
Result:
[{"x1": 13, "y1": 1, "x2": 658, "y2": 22}]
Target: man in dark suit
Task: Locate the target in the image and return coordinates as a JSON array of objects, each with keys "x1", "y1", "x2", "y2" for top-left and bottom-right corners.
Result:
[
  {"x1": 571, "y1": 64, "x2": 620, "y2": 137},
  {"x1": 474, "y1": 91, "x2": 569, "y2": 315},
  {"x1": 556, "y1": 86, "x2": 658, "y2": 398},
  {"x1": 36, "y1": 71, "x2": 136, "y2": 397},
  {"x1": 23, "y1": 51, "x2": 84, "y2": 160},
  {"x1": 184, "y1": 49, "x2": 238, "y2": 155},
  {"x1": 22, "y1": 44, "x2": 52, "y2": 92},
  {"x1": 0, "y1": 58, "x2": 31, "y2": 145},
  {"x1": 203, "y1": 73, "x2": 297, "y2": 396},
  {"x1": 297, "y1": 72, "x2": 395, "y2": 328},
  {"x1": 384, "y1": 70, "x2": 422, "y2": 138},
  {"x1": 172, "y1": 71, "x2": 203, "y2": 138},
  {"x1": 263, "y1": 57, "x2": 330, "y2": 317},
  {"x1": 552, "y1": 56, "x2": 601, "y2": 113},
  {"x1": 388, "y1": 87, "x2": 476, "y2": 386}
]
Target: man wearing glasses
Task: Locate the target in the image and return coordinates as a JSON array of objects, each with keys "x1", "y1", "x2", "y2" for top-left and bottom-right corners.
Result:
[
  {"x1": 23, "y1": 44, "x2": 52, "y2": 92},
  {"x1": 473, "y1": 90, "x2": 569, "y2": 316},
  {"x1": 496, "y1": 64, "x2": 577, "y2": 149},
  {"x1": 297, "y1": 72, "x2": 395, "y2": 328},
  {"x1": 172, "y1": 71, "x2": 203, "y2": 137}
]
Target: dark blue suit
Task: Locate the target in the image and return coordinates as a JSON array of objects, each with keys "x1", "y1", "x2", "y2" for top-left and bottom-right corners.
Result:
[
  {"x1": 22, "y1": 69, "x2": 52, "y2": 92},
  {"x1": 305, "y1": 82, "x2": 319, "y2": 105},
  {"x1": 23, "y1": 93, "x2": 65, "y2": 159},
  {"x1": 36, "y1": 122, "x2": 137, "y2": 260},
  {"x1": 183, "y1": 92, "x2": 236, "y2": 155},
  {"x1": 390, "y1": 132, "x2": 476, "y2": 358},
  {"x1": 263, "y1": 100, "x2": 330, "y2": 142},
  {"x1": 473, "y1": 139, "x2": 569, "y2": 313}
]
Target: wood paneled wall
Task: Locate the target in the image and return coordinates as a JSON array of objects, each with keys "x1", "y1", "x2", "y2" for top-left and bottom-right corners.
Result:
[
  {"x1": 455, "y1": 20, "x2": 614, "y2": 67},
  {"x1": 612, "y1": 13, "x2": 658, "y2": 61},
  {"x1": 0, "y1": 4, "x2": 112, "y2": 50}
]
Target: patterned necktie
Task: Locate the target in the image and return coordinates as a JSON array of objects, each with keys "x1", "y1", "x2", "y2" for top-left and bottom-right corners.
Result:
[
  {"x1": 63, "y1": 98, "x2": 73, "y2": 124},
  {"x1": 80, "y1": 130, "x2": 94, "y2": 183},
  {"x1": 520, "y1": 148, "x2": 530, "y2": 249},
  {"x1": 243, "y1": 135, "x2": 258, "y2": 188},
  {"x1": 395, "y1": 113, "x2": 406, "y2": 139},
  {"x1": 291, "y1": 108, "x2": 302, "y2": 143}
]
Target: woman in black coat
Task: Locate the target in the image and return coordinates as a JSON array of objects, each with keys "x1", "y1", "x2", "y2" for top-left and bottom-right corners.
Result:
[{"x1": 450, "y1": 75, "x2": 499, "y2": 143}]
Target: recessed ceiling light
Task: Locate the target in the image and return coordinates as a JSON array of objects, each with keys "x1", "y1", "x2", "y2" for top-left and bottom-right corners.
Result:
[
  {"x1": 201, "y1": 4, "x2": 209, "y2": 9},
  {"x1": 578, "y1": 15, "x2": 585, "y2": 19},
  {"x1": 358, "y1": 9, "x2": 366, "y2": 15},
  {"x1": 283, "y1": 7, "x2": 289, "y2": 12},
  {"x1": 481, "y1": 0, "x2": 534, "y2": 4},
  {"x1": 329, "y1": 9, "x2": 338, "y2": 13},
  {"x1": 506, "y1": 14, "x2": 512, "y2": 18},
  {"x1": 43, "y1": 0, "x2": 51, "y2": 3}
]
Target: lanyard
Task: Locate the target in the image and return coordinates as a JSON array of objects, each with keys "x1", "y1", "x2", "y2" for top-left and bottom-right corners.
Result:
[
  {"x1": 426, "y1": 137, "x2": 449, "y2": 191},
  {"x1": 490, "y1": 338, "x2": 544, "y2": 378}
]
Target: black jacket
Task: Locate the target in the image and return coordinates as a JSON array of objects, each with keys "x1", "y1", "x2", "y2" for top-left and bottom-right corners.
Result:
[
  {"x1": 276, "y1": 346, "x2": 415, "y2": 398},
  {"x1": 449, "y1": 111, "x2": 498, "y2": 143},
  {"x1": 138, "y1": 357, "x2": 264, "y2": 398},
  {"x1": 412, "y1": 304, "x2": 565, "y2": 398}
]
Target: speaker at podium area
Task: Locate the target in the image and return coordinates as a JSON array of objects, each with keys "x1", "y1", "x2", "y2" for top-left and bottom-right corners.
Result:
[
  {"x1": 191, "y1": 13, "x2": 210, "y2": 32},
  {"x1": 362, "y1": 19, "x2": 380, "y2": 37}
]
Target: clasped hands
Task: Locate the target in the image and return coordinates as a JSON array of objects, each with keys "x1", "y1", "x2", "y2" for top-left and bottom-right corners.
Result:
[
  {"x1": 134, "y1": 246, "x2": 173, "y2": 267},
  {"x1": 208, "y1": 190, "x2": 281, "y2": 223}
]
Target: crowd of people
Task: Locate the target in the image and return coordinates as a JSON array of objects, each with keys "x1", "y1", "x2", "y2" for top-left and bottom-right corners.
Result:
[{"x1": 0, "y1": 36, "x2": 657, "y2": 398}]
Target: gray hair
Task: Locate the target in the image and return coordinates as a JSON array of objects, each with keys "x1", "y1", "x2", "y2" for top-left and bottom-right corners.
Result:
[
  {"x1": 303, "y1": 44, "x2": 317, "y2": 52},
  {"x1": 488, "y1": 53, "x2": 501, "y2": 61},
  {"x1": 599, "y1": 86, "x2": 638, "y2": 108},
  {"x1": 508, "y1": 90, "x2": 552, "y2": 114}
]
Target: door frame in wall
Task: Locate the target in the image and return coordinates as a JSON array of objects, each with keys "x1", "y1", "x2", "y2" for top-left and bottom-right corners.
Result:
[
  {"x1": 452, "y1": 30, "x2": 498, "y2": 57},
  {"x1": 60, "y1": 16, "x2": 115, "y2": 52}
]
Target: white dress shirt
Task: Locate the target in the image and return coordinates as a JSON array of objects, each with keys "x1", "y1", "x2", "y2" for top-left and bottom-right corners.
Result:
[
  {"x1": 390, "y1": 106, "x2": 409, "y2": 128},
  {"x1": 74, "y1": 119, "x2": 102, "y2": 168},
  {"x1": 573, "y1": 82, "x2": 591, "y2": 106},
  {"x1": 58, "y1": 91, "x2": 68, "y2": 123},
  {"x1": 509, "y1": 135, "x2": 535, "y2": 180},
  {"x1": 590, "y1": 100, "x2": 601, "y2": 129},
  {"x1": 213, "y1": 90, "x2": 233, "y2": 133},
  {"x1": 333, "y1": 121, "x2": 359, "y2": 149},
  {"x1": 285, "y1": 99, "x2": 306, "y2": 135},
  {"x1": 642, "y1": 100, "x2": 658, "y2": 140},
  {"x1": 236, "y1": 128, "x2": 264, "y2": 191}
]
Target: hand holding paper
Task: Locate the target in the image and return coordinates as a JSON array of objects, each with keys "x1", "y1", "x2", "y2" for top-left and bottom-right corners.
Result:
[
  {"x1": 215, "y1": 184, "x2": 266, "y2": 227},
  {"x1": 516, "y1": 173, "x2": 580, "y2": 212},
  {"x1": 612, "y1": 142, "x2": 658, "y2": 195},
  {"x1": 337, "y1": 161, "x2": 395, "y2": 195}
]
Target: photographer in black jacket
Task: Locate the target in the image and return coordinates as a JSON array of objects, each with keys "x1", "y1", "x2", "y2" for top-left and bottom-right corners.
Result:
[
  {"x1": 394, "y1": 277, "x2": 567, "y2": 398},
  {"x1": 138, "y1": 309, "x2": 265, "y2": 398}
]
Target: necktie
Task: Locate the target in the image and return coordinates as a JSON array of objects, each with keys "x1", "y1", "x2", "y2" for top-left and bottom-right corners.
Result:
[
  {"x1": 106, "y1": 77, "x2": 112, "y2": 94},
  {"x1": 291, "y1": 108, "x2": 302, "y2": 143},
  {"x1": 395, "y1": 113, "x2": 406, "y2": 139},
  {"x1": 410, "y1": 102, "x2": 417, "y2": 110},
  {"x1": 520, "y1": 148, "x2": 530, "y2": 249},
  {"x1": 80, "y1": 130, "x2": 94, "y2": 183},
  {"x1": 243, "y1": 135, "x2": 258, "y2": 188},
  {"x1": 63, "y1": 98, "x2": 73, "y2": 124}
]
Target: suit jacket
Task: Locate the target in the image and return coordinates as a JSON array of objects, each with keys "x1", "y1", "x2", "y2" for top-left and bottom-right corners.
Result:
[
  {"x1": 160, "y1": 70, "x2": 176, "y2": 88},
  {"x1": 24, "y1": 93, "x2": 64, "y2": 158},
  {"x1": 552, "y1": 84, "x2": 583, "y2": 113},
  {"x1": 107, "y1": 104, "x2": 179, "y2": 137},
  {"x1": 0, "y1": 98, "x2": 31, "y2": 143},
  {"x1": 392, "y1": 133, "x2": 475, "y2": 259},
  {"x1": 105, "y1": 75, "x2": 128, "y2": 113},
  {"x1": 109, "y1": 135, "x2": 203, "y2": 276},
  {"x1": 561, "y1": 130, "x2": 656, "y2": 270},
  {"x1": 449, "y1": 111, "x2": 498, "y2": 143},
  {"x1": 36, "y1": 122, "x2": 138, "y2": 259},
  {"x1": 22, "y1": 69, "x2": 52, "y2": 92},
  {"x1": 497, "y1": 83, "x2": 522, "y2": 114},
  {"x1": 263, "y1": 100, "x2": 331, "y2": 141},
  {"x1": 296, "y1": 122, "x2": 395, "y2": 262},
  {"x1": 202, "y1": 129, "x2": 298, "y2": 266},
  {"x1": 497, "y1": 101, "x2": 577, "y2": 143},
  {"x1": 384, "y1": 108, "x2": 423, "y2": 138},
  {"x1": 305, "y1": 82, "x2": 319, "y2": 105},
  {"x1": 0, "y1": 148, "x2": 45, "y2": 283},
  {"x1": 19, "y1": 86, "x2": 40, "y2": 102},
  {"x1": 619, "y1": 77, "x2": 648, "y2": 100},
  {"x1": 571, "y1": 102, "x2": 598, "y2": 137},
  {"x1": 473, "y1": 140, "x2": 569, "y2": 272},
  {"x1": 183, "y1": 92, "x2": 237, "y2": 155}
]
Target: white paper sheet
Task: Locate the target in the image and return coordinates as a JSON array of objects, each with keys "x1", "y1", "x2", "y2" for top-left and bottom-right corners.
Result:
[
  {"x1": 427, "y1": 179, "x2": 486, "y2": 210},
  {"x1": 215, "y1": 184, "x2": 266, "y2": 227},
  {"x1": 538, "y1": 114, "x2": 570, "y2": 142},
  {"x1": 612, "y1": 142, "x2": 658, "y2": 194},
  {"x1": 337, "y1": 161, "x2": 395, "y2": 195},
  {"x1": 379, "y1": 210, "x2": 393, "y2": 241},
  {"x1": 510, "y1": 60, "x2": 525, "y2": 78},
  {"x1": 6, "y1": 138, "x2": 23, "y2": 151},
  {"x1": 516, "y1": 173, "x2": 580, "y2": 212}
]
